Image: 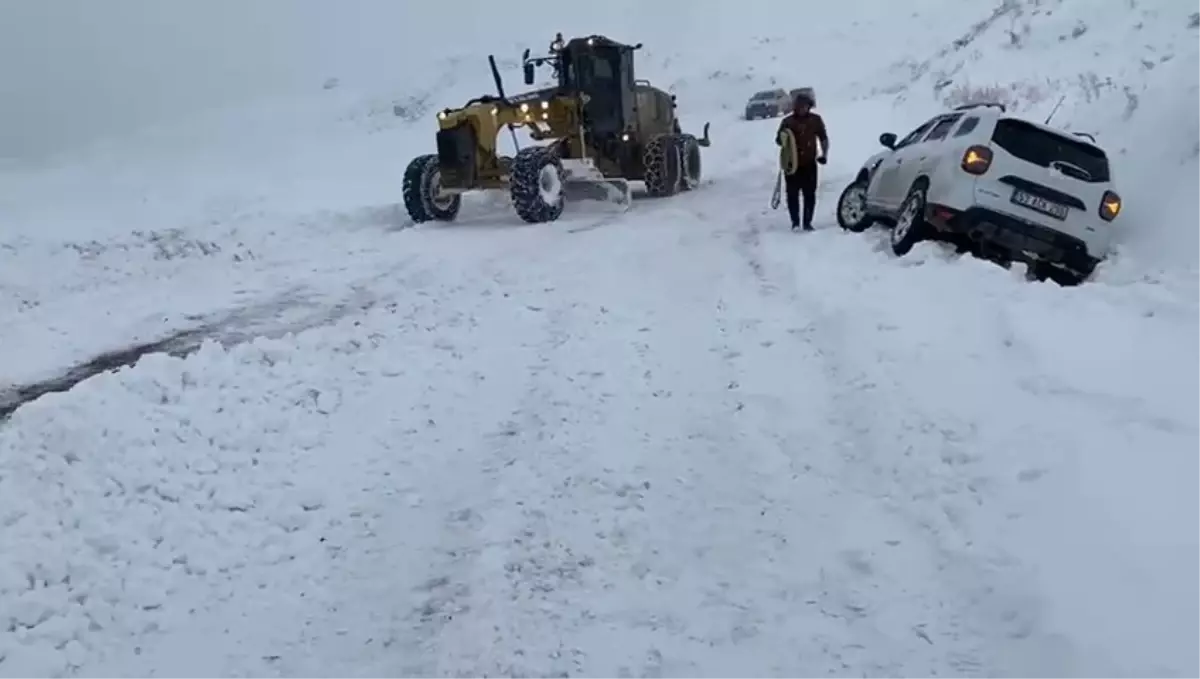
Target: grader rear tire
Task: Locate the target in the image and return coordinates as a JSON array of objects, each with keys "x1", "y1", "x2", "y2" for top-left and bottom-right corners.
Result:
[
  {"x1": 644, "y1": 135, "x2": 683, "y2": 198},
  {"x1": 678, "y1": 134, "x2": 702, "y2": 191}
]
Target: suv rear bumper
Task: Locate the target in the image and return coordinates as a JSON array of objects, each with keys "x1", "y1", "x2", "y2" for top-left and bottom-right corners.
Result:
[{"x1": 926, "y1": 203, "x2": 1101, "y2": 274}]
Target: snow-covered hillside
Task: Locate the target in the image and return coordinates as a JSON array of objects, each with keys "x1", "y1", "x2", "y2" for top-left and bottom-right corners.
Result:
[{"x1": 1, "y1": 0, "x2": 1196, "y2": 676}]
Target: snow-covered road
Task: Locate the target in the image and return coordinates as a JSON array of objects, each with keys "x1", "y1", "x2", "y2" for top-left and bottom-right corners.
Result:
[
  {"x1": 3, "y1": 150, "x2": 1195, "y2": 676},
  {"x1": 3, "y1": 0, "x2": 1198, "y2": 673}
]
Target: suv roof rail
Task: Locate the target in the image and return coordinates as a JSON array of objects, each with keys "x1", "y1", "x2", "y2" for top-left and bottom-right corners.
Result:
[
  {"x1": 953, "y1": 102, "x2": 1007, "y2": 113},
  {"x1": 1072, "y1": 131, "x2": 1097, "y2": 143}
]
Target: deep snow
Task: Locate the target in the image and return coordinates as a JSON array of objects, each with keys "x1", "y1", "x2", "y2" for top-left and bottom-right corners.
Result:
[{"x1": 1, "y1": 0, "x2": 1197, "y2": 676}]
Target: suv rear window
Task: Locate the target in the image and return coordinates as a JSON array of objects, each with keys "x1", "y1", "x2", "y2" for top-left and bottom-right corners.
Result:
[{"x1": 991, "y1": 119, "x2": 1110, "y2": 183}]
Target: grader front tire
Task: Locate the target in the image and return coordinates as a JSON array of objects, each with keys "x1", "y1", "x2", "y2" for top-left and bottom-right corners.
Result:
[
  {"x1": 403, "y1": 154, "x2": 461, "y2": 223},
  {"x1": 510, "y1": 146, "x2": 566, "y2": 224}
]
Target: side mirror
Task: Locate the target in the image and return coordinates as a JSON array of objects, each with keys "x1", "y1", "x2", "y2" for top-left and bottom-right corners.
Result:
[
  {"x1": 879, "y1": 132, "x2": 897, "y2": 149},
  {"x1": 524, "y1": 62, "x2": 535, "y2": 85},
  {"x1": 522, "y1": 48, "x2": 530, "y2": 61}
]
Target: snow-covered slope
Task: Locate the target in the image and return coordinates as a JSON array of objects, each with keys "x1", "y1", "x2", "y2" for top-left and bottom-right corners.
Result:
[
  {"x1": 1, "y1": 1, "x2": 1196, "y2": 677},
  {"x1": 870, "y1": 0, "x2": 1200, "y2": 274}
]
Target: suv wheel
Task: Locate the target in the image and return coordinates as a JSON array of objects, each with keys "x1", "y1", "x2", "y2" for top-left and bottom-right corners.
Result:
[
  {"x1": 836, "y1": 179, "x2": 874, "y2": 232},
  {"x1": 890, "y1": 184, "x2": 929, "y2": 256}
]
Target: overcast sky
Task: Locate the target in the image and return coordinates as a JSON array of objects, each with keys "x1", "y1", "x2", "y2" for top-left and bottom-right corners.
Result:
[
  {"x1": 0, "y1": 0, "x2": 444, "y2": 159},
  {"x1": 0, "y1": 0, "x2": 762, "y2": 160}
]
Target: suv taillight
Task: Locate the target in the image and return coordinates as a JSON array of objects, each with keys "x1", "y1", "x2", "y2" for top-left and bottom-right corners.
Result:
[
  {"x1": 1099, "y1": 190, "x2": 1122, "y2": 221},
  {"x1": 961, "y1": 145, "x2": 993, "y2": 175}
]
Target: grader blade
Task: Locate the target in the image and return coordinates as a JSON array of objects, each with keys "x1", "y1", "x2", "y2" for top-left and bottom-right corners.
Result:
[
  {"x1": 560, "y1": 158, "x2": 632, "y2": 207},
  {"x1": 563, "y1": 178, "x2": 632, "y2": 205}
]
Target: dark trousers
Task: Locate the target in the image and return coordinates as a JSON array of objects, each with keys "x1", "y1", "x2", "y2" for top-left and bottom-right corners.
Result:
[{"x1": 785, "y1": 163, "x2": 818, "y2": 227}]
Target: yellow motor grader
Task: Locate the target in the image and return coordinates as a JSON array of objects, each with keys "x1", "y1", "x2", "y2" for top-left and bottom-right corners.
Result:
[{"x1": 402, "y1": 33, "x2": 711, "y2": 224}]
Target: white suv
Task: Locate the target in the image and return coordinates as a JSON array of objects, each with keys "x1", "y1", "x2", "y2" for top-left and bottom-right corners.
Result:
[{"x1": 835, "y1": 102, "x2": 1122, "y2": 283}]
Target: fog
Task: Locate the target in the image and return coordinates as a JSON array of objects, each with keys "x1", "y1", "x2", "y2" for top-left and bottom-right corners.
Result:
[
  {"x1": 0, "y1": 0, "x2": 477, "y2": 160},
  {"x1": 0, "y1": 0, "x2": 778, "y2": 161}
]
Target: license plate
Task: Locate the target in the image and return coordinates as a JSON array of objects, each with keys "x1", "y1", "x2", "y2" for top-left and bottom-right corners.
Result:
[{"x1": 1011, "y1": 189, "x2": 1068, "y2": 220}]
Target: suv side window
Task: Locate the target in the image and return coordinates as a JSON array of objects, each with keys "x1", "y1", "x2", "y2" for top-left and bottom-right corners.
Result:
[
  {"x1": 952, "y1": 116, "x2": 981, "y2": 138},
  {"x1": 922, "y1": 114, "x2": 963, "y2": 142},
  {"x1": 895, "y1": 117, "x2": 939, "y2": 149}
]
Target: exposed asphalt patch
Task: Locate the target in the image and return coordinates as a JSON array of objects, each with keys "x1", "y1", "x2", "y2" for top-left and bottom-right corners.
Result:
[
  {"x1": 0, "y1": 285, "x2": 378, "y2": 422},
  {"x1": 0, "y1": 330, "x2": 207, "y2": 420}
]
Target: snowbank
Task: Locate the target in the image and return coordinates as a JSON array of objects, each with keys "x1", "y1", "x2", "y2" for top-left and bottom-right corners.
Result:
[
  {"x1": 867, "y1": 0, "x2": 1200, "y2": 274},
  {"x1": 0, "y1": 244, "x2": 541, "y2": 675},
  {"x1": 759, "y1": 229, "x2": 1199, "y2": 675},
  {"x1": 0, "y1": 340, "x2": 348, "y2": 675}
]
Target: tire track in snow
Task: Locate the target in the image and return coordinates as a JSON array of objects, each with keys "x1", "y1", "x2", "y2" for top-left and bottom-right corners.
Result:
[
  {"x1": 0, "y1": 285, "x2": 379, "y2": 419},
  {"x1": 416, "y1": 202, "x2": 974, "y2": 675},
  {"x1": 64, "y1": 252, "x2": 543, "y2": 678},
  {"x1": 340, "y1": 263, "x2": 559, "y2": 678},
  {"x1": 712, "y1": 216, "x2": 985, "y2": 675},
  {"x1": 393, "y1": 230, "x2": 671, "y2": 674},
  {"x1": 731, "y1": 216, "x2": 1086, "y2": 675},
  {"x1": 0, "y1": 248, "x2": 429, "y2": 422},
  {"x1": 412, "y1": 265, "x2": 710, "y2": 677},
  {"x1": 422, "y1": 296, "x2": 601, "y2": 677}
]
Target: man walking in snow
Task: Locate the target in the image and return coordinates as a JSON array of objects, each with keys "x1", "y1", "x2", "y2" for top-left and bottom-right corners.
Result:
[{"x1": 776, "y1": 90, "x2": 829, "y2": 231}]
